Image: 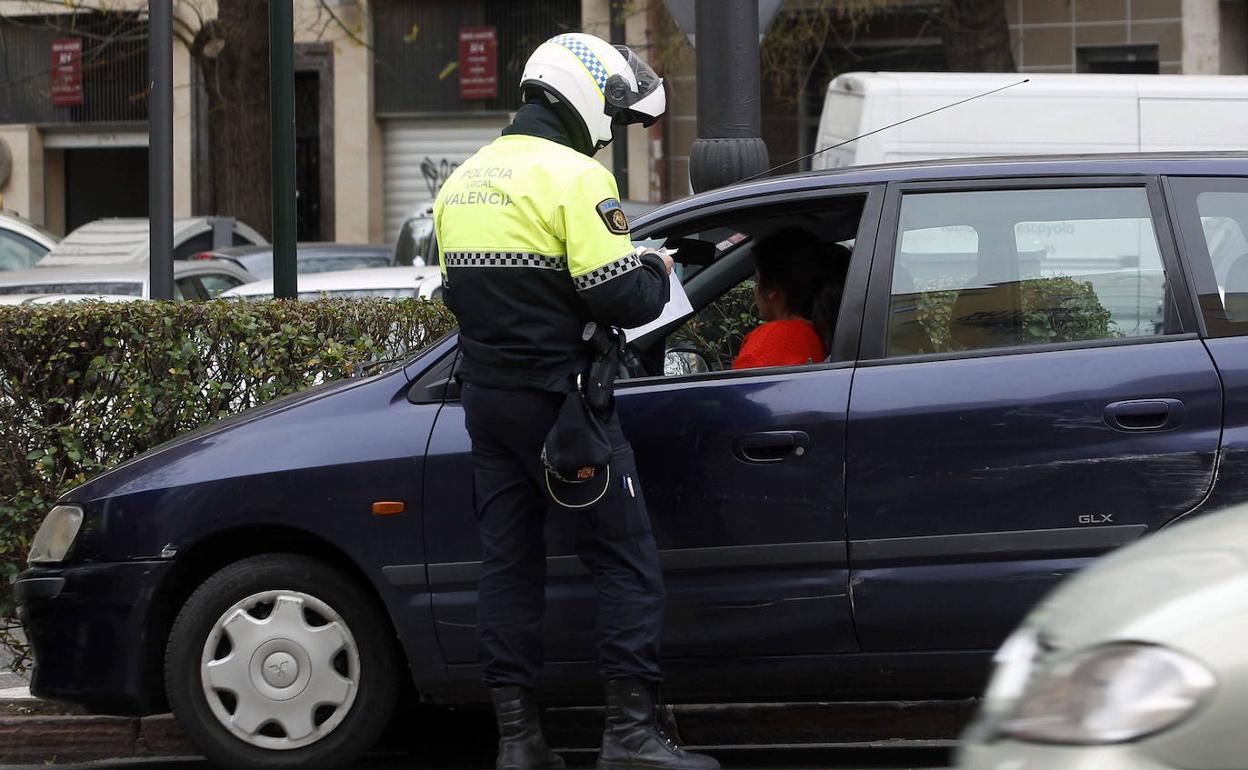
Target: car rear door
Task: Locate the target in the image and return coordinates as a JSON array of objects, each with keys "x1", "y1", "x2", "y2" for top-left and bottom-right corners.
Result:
[
  {"x1": 1167, "y1": 176, "x2": 1248, "y2": 513},
  {"x1": 845, "y1": 177, "x2": 1222, "y2": 653}
]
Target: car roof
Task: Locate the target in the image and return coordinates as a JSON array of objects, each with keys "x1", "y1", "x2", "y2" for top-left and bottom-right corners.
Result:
[
  {"x1": 0, "y1": 212, "x2": 59, "y2": 250},
  {"x1": 39, "y1": 217, "x2": 266, "y2": 267},
  {"x1": 830, "y1": 71, "x2": 1248, "y2": 96},
  {"x1": 0, "y1": 259, "x2": 254, "y2": 290},
  {"x1": 223, "y1": 265, "x2": 441, "y2": 296},
  {"x1": 633, "y1": 151, "x2": 1248, "y2": 228},
  {"x1": 6, "y1": 293, "x2": 146, "y2": 305}
]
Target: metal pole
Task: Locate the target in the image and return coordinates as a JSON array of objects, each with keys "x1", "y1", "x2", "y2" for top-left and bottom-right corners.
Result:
[
  {"x1": 689, "y1": 0, "x2": 769, "y2": 193},
  {"x1": 609, "y1": 0, "x2": 629, "y2": 199},
  {"x1": 148, "y1": 0, "x2": 174, "y2": 300},
  {"x1": 269, "y1": 0, "x2": 297, "y2": 299}
]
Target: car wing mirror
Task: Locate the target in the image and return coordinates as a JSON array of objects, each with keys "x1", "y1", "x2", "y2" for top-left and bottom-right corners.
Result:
[{"x1": 664, "y1": 347, "x2": 711, "y2": 376}]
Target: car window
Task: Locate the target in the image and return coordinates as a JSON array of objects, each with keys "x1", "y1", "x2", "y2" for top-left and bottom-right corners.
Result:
[
  {"x1": 199, "y1": 273, "x2": 244, "y2": 298},
  {"x1": 301, "y1": 288, "x2": 416, "y2": 300},
  {"x1": 887, "y1": 187, "x2": 1173, "y2": 357},
  {"x1": 0, "y1": 230, "x2": 50, "y2": 270},
  {"x1": 233, "y1": 288, "x2": 418, "y2": 301},
  {"x1": 1166, "y1": 178, "x2": 1248, "y2": 336},
  {"x1": 303, "y1": 256, "x2": 392, "y2": 274},
  {"x1": 173, "y1": 231, "x2": 214, "y2": 260},
  {"x1": 173, "y1": 278, "x2": 195, "y2": 300},
  {"x1": 0, "y1": 282, "x2": 143, "y2": 296},
  {"x1": 653, "y1": 198, "x2": 866, "y2": 376},
  {"x1": 667, "y1": 279, "x2": 758, "y2": 372}
]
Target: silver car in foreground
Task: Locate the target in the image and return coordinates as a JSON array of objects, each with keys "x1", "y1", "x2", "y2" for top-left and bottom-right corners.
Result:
[{"x1": 959, "y1": 505, "x2": 1248, "y2": 770}]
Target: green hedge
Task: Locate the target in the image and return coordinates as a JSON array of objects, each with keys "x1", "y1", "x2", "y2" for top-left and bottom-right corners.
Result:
[{"x1": 0, "y1": 298, "x2": 456, "y2": 669}]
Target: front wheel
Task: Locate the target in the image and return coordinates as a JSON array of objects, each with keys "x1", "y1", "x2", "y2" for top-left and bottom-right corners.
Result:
[{"x1": 165, "y1": 554, "x2": 400, "y2": 769}]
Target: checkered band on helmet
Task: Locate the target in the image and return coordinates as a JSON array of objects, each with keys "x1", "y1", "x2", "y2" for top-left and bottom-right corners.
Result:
[{"x1": 551, "y1": 34, "x2": 609, "y2": 93}]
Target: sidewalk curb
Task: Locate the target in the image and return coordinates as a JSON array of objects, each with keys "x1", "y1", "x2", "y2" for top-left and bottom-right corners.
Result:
[
  {"x1": 0, "y1": 697, "x2": 975, "y2": 765},
  {"x1": 0, "y1": 713, "x2": 195, "y2": 765}
]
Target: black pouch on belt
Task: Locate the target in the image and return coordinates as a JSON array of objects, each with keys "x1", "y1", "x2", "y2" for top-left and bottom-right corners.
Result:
[
  {"x1": 581, "y1": 322, "x2": 622, "y2": 416},
  {"x1": 540, "y1": 322, "x2": 621, "y2": 509}
]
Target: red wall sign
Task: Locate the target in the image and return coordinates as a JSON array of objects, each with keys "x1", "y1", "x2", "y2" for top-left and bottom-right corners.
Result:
[
  {"x1": 50, "y1": 38, "x2": 83, "y2": 107},
  {"x1": 459, "y1": 26, "x2": 498, "y2": 101}
]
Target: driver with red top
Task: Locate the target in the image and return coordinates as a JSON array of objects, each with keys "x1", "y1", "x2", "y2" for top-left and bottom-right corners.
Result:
[{"x1": 733, "y1": 227, "x2": 846, "y2": 370}]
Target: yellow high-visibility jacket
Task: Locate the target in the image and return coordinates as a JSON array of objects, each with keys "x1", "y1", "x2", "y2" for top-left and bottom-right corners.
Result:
[{"x1": 435, "y1": 128, "x2": 668, "y2": 391}]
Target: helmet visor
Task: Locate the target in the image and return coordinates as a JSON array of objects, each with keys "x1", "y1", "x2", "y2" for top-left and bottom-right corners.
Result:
[
  {"x1": 615, "y1": 46, "x2": 662, "y2": 103},
  {"x1": 609, "y1": 46, "x2": 665, "y2": 126}
]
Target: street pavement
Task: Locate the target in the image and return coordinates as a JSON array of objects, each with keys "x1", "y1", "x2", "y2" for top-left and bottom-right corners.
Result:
[
  {"x1": 4, "y1": 745, "x2": 954, "y2": 769},
  {"x1": 0, "y1": 629, "x2": 30, "y2": 690}
]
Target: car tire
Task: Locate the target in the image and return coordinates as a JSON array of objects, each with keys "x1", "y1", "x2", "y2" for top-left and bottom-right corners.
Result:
[{"x1": 164, "y1": 553, "x2": 400, "y2": 770}]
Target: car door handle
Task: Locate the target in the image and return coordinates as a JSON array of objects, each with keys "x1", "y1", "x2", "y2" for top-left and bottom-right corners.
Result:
[
  {"x1": 732, "y1": 431, "x2": 811, "y2": 463},
  {"x1": 1104, "y1": 399, "x2": 1185, "y2": 432}
]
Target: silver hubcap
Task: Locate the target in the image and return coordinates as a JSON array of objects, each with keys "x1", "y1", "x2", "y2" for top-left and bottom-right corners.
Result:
[{"x1": 200, "y1": 590, "x2": 360, "y2": 750}]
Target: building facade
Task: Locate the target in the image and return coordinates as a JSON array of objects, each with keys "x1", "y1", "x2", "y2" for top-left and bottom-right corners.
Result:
[
  {"x1": 0, "y1": 0, "x2": 657, "y2": 243},
  {"x1": 1, "y1": 0, "x2": 1245, "y2": 242}
]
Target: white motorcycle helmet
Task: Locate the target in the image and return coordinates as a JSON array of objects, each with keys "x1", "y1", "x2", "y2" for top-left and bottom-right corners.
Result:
[{"x1": 520, "y1": 33, "x2": 666, "y2": 152}]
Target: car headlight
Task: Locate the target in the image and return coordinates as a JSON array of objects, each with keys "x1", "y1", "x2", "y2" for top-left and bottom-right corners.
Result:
[
  {"x1": 27, "y1": 504, "x2": 84, "y2": 565},
  {"x1": 1003, "y1": 642, "x2": 1216, "y2": 745}
]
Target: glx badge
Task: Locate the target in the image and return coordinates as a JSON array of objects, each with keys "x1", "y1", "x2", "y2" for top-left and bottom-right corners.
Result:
[
  {"x1": 596, "y1": 198, "x2": 629, "y2": 234},
  {"x1": 1078, "y1": 513, "x2": 1114, "y2": 525}
]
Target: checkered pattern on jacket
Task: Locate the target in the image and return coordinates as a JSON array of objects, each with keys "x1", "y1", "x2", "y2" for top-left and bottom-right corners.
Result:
[
  {"x1": 443, "y1": 252, "x2": 568, "y2": 271},
  {"x1": 573, "y1": 252, "x2": 641, "y2": 291}
]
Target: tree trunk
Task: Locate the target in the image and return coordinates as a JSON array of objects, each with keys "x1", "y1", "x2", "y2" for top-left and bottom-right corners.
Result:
[
  {"x1": 941, "y1": 0, "x2": 1017, "y2": 72},
  {"x1": 191, "y1": 0, "x2": 273, "y2": 238}
]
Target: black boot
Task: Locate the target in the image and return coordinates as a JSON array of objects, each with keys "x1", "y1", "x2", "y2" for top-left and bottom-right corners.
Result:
[
  {"x1": 597, "y1": 678, "x2": 720, "y2": 770},
  {"x1": 491, "y1": 686, "x2": 566, "y2": 770}
]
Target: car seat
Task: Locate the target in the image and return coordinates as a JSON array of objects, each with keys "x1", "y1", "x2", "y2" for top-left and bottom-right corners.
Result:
[{"x1": 948, "y1": 281, "x2": 1024, "y2": 350}]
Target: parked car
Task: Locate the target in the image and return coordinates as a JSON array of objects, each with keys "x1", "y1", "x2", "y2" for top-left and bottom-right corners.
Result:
[
  {"x1": 814, "y1": 72, "x2": 1248, "y2": 170},
  {"x1": 220, "y1": 265, "x2": 443, "y2": 301},
  {"x1": 38, "y1": 217, "x2": 265, "y2": 268},
  {"x1": 959, "y1": 502, "x2": 1248, "y2": 769},
  {"x1": 194, "y1": 243, "x2": 400, "y2": 280},
  {"x1": 0, "y1": 293, "x2": 144, "y2": 306},
  {"x1": 18, "y1": 153, "x2": 1248, "y2": 769},
  {"x1": 392, "y1": 207, "x2": 435, "y2": 267},
  {"x1": 0, "y1": 260, "x2": 255, "y2": 300},
  {"x1": 0, "y1": 212, "x2": 58, "y2": 271}
]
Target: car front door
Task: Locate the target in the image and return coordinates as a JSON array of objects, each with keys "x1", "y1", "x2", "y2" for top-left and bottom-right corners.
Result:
[
  {"x1": 846, "y1": 178, "x2": 1222, "y2": 653},
  {"x1": 421, "y1": 187, "x2": 881, "y2": 697}
]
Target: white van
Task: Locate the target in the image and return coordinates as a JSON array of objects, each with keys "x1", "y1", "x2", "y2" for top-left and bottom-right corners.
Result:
[{"x1": 813, "y1": 72, "x2": 1248, "y2": 170}]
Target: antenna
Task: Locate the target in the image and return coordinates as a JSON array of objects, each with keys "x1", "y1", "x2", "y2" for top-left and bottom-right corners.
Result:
[{"x1": 738, "y1": 78, "x2": 1031, "y2": 184}]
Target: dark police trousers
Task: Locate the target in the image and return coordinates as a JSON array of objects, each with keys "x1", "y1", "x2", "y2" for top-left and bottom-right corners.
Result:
[{"x1": 461, "y1": 381, "x2": 665, "y2": 689}]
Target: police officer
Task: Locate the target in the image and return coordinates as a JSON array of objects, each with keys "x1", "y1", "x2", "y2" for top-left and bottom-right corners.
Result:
[{"x1": 434, "y1": 33, "x2": 718, "y2": 770}]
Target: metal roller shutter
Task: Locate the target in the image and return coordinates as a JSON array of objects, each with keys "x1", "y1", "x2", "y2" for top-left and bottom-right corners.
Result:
[{"x1": 382, "y1": 117, "x2": 509, "y2": 242}]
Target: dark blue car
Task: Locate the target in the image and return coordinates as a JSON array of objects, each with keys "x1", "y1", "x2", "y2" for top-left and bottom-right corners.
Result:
[{"x1": 17, "y1": 154, "x2": 1248, "y2": 768}]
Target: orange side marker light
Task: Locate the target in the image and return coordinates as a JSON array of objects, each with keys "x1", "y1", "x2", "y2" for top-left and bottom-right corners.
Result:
[{"x1": 372, "y1": 501, "x2": 406, "y2": 516}]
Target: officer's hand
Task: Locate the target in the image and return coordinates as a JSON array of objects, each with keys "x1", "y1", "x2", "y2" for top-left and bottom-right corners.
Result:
[{"x1": 636, "y1": 246, "x2": 676, "y2": 275}]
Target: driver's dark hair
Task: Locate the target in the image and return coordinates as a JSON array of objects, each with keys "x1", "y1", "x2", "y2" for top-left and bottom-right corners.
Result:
[{"x1": 753, "y1": 227, "x2": 846, "y2": 353}]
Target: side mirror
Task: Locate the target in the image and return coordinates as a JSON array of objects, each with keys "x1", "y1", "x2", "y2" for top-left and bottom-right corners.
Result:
[{"x1": 664, "y1": 349, "x2": 711, "y2": 377}]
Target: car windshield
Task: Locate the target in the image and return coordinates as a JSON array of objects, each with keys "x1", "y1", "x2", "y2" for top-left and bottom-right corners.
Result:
[
  {"x1": 0, "y1": 282, "x2": 143, "y2": 296},
  {"x1": 237, "y1": 288, "x2": 419, "y2": 300},
  {"x1": 243, "y1": 255, "x2": 394, "y2": 280},
  {"x1": 302, "y1": 256, "x2": 393, "y2": 274}
]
